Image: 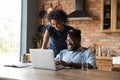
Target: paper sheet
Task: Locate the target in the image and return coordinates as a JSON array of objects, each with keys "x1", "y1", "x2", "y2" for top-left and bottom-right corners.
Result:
[{"x1": 112, "y1": 56, "x2": 120, "y2": 64}]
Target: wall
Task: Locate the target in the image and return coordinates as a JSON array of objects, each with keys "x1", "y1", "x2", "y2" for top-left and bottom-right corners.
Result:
[
  {"x1": 27, "y1": 0, "x2": 38, "y2": 51},
  {"x1": 21, "y1": 0, "x2": 38, "y2": 62},
  {"x1": 37, "y1": 0, "x2": 120, "y2": 54}
]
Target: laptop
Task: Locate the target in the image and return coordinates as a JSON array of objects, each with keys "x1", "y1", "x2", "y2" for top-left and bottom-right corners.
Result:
[{"x1": 29, "y1": 49, "x2": 64, "y2": 70}]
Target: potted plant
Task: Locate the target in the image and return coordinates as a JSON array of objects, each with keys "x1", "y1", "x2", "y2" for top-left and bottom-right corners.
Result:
[{"x1": 32, "y1": 34, "x2": 43, "y2": 48}]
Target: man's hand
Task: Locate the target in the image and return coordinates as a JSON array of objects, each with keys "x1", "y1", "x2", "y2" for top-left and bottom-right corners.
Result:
[{"x1": 56, "y1": 60, "x2": 69, "y2": 66}]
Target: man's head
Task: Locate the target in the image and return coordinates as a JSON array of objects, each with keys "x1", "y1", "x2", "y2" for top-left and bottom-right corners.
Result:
[{"x1": 66, "y1": 29, "x2": 81, "y2": 51}]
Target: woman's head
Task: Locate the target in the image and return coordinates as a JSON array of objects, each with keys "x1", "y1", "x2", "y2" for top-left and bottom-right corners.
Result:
[{"x1": 47, "y1": 10, "x2": 68, "y2": 31}]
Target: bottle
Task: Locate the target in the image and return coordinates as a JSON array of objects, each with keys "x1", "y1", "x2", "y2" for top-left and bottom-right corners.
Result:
[
  {"x1": 98, "y1": 45, "x2": 101, "y2": 57},
  {"x1": 106, "y1": 9, "x2": 110, "y2": 18},
  {"x1": 107, "y1": 48, "x2": 112, "y2": 57},
  {"x1": 106, "y1": 0, "x2": 110, "y2": 5}
]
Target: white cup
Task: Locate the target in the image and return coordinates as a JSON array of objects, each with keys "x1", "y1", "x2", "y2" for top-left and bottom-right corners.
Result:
[{"x1": 81, "y1": 62, "x2": 88, "y2": 71}]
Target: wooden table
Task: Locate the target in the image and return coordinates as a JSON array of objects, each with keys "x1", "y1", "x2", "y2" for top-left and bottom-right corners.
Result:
[{"x1": 0, "y1": 66, "x2": 120, "y2": 80}]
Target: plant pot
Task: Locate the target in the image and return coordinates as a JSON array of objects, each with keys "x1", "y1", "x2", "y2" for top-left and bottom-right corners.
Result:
[{"x1": 37, "y1": 42, "x2": 41, "y2": 48}]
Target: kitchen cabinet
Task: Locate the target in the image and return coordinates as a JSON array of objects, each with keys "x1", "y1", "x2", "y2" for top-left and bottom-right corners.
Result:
[
  {"x1": 100, "y1": 0, "x2": 120, "y2": 32},
  {"x1": 116, "y1": 0, "x2": 120, "y2": 31},
  {"x1": 96, "y1": 56, "x2": 120, "y2": 71},
  {"x1": 96, "y1": 56, "x2": 113, "y2": 71}
]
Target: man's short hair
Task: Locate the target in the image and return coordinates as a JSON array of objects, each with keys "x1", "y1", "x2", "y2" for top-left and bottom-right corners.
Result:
[{"x1": 68, "y1": 29, "x2": 81, "y2": 39}]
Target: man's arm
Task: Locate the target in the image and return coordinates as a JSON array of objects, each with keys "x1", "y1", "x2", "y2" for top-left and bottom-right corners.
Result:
[
  {"x1": 71, "y1": 62, "x2": 93, "y2": 69},
  {"x1": 85, "y1": 50, "x2": 96, "y2": 69}
]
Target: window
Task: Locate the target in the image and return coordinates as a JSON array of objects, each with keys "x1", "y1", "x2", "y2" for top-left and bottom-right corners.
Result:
[{"x1": 0, "y1": 0, "x2": 21, "y2": 64}]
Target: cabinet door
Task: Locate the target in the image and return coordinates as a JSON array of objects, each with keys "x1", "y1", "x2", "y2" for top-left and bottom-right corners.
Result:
[
  {"x1": 114, "y1": 0, "x2": 120, "y2": 32},
  {"x1": 101, "y1": 0, "x2": 112, "y2": 32},
  {"x1": 101, "y1": 0, "x2": 120, "y2": 32}
]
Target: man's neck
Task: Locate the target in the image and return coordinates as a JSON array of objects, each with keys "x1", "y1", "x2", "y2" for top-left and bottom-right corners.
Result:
[{"x1": 72, "y1": 46, "x2": 80, "y2": 51}]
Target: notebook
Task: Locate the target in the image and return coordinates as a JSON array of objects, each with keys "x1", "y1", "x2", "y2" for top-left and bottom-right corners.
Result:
[
  {"x1": 29, "y1": 49, "x2": 64, "y2": 70},
  {"x1": 4, "y1": 62, "x2": 32, "y2": 68}
]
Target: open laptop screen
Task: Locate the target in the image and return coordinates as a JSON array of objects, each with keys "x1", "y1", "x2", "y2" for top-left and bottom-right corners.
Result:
[{"x1": 29, "y1": 49, "x2": 58, "y2": 70}]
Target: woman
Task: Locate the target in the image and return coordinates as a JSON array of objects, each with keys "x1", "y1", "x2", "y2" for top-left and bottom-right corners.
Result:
[{"x1": 41, "y1": 10, "x2": 74, "y2": 57}]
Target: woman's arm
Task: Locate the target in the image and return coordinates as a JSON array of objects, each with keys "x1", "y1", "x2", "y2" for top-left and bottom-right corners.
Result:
[{"x1": 41, "y1": 30, "x2": 50, "y2": 49}]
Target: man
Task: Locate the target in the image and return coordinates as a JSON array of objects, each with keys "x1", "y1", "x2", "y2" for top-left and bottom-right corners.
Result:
[{"x1": 55, "y1": 29, "x2": 96, "y2": 69}]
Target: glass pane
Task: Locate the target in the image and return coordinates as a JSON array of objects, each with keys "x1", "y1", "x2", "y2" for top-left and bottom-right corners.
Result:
[
  {"x1": 0, "y1": 0, "x2": 21, "y2": 65},
  {"x1": 103, "y1": 0, "x2": 111, "y2": 30},
  {"x1": 117, "y1": 0, "x2": 120, "y2": 29}
]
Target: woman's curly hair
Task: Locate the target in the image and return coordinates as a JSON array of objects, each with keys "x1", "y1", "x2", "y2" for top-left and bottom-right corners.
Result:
[{"x1": 47, "y1": 10, "x2": 68, "y2": 23}]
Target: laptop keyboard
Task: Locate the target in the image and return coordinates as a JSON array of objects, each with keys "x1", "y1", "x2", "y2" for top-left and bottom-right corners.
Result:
[{"x1": 56, "y1": 65, "x2": 71, "y2": 70}]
